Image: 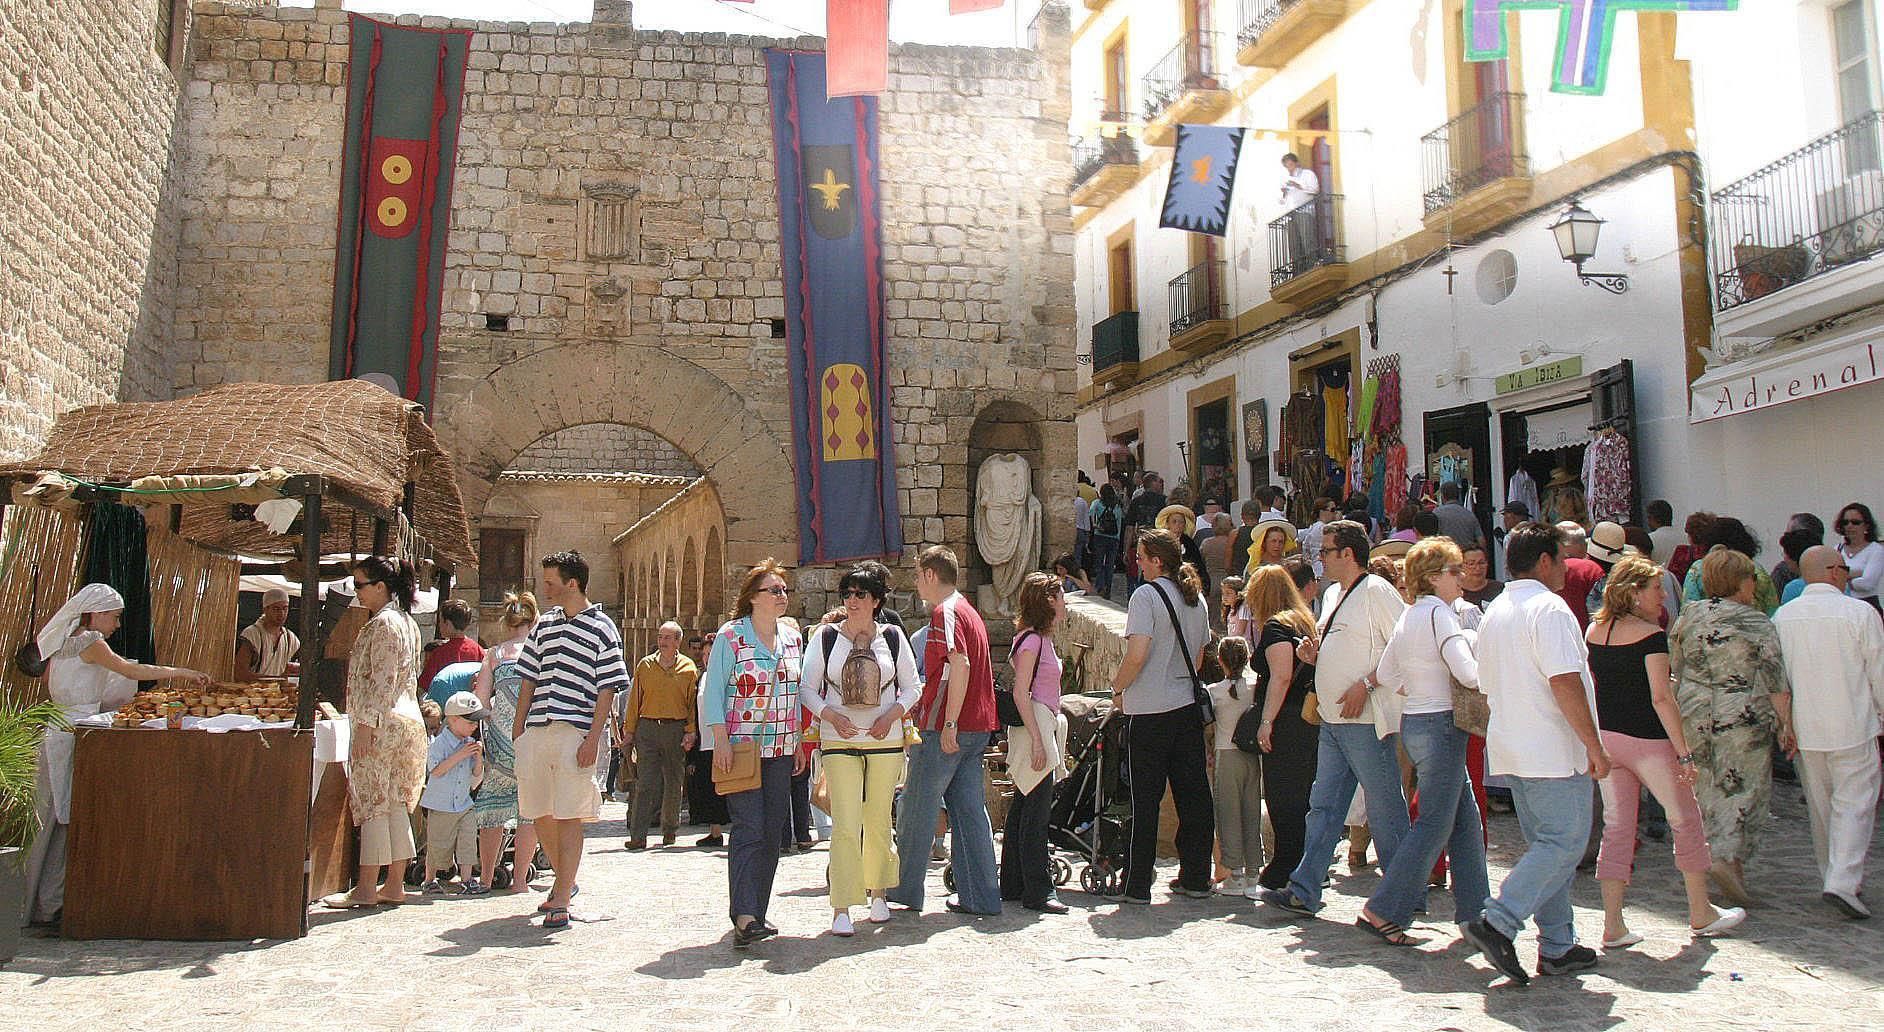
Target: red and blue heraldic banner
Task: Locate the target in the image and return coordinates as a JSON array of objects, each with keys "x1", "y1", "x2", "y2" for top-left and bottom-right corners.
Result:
[
  {"x1": 767, "y1": 50, "x2": 903, "y2": 565},
  {"x1": 329, "y1": 14, "x2": 471, "y2": 410}
]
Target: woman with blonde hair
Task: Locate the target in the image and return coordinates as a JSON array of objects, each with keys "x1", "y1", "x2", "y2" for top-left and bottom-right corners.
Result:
[
  {"x1": 1357, "y1": 537, "x2": 1488, "y2": 946},
  {"x1": 1587, "y1": 556, "x2": 1744, "y2": 946},
  {"x1": 470, "y1": 590, "x2": 541, "y2": 894},
  {"x1": 999, "y1": 571, "x2": 1072, "y2": 913},
  {"x1": 1240, "y1": 565, "x2": 1321, "y2": 893},
  {"x1": 1669, "y1": 546, "x2": 1794, "y2": 906},
  {"x1": 799, "y1": 563, "x2": 920, "y2": 935}
]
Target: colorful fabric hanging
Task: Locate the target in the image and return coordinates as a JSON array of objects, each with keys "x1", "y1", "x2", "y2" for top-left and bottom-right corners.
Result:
[
  {"x1": 1160, "y1": 124, "x2": 1246, "y2": 236},
  {"x1": 1586, "y1": 430, "x2": 1634, "y2": 523},
  {"x1": 1383, "y1": 442, "x2": 1409, "y2": 518},
  {"x1": 827, "y1": 0, "x2": 889, "y2": 97}
]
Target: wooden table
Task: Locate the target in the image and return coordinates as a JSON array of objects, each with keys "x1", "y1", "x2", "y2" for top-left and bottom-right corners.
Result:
[{"x1": 65, "y1": 726, "x2": 318, "y2": 941}]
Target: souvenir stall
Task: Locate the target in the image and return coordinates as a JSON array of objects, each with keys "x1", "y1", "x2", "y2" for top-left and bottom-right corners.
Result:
[
  {"x1": 1277, "y1": 352, "x2": 1409, "y2": 530},
  {"x1": 1495, "y1": 359, "x2": 1641, "y2": 529},
  {"x1": 0, "y1": 381, "x2": 476, "y2": 941}
]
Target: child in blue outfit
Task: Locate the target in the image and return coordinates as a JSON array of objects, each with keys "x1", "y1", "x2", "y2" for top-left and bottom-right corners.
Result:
[{"x1": 422, "y1": 691, "x2": 488, "y2": 894}]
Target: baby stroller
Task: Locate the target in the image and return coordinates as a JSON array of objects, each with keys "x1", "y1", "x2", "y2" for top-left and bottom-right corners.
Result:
[{"x1": 1050, "y1": 707, "x2": 1131, "y2": 896}]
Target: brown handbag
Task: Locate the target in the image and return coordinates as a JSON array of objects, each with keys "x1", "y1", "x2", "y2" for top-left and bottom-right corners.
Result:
[
  {"x1": 712, "y1": 739, "x2": 761, "y2": 794},
  {"x1": 1432, "y1": 607, "x2": 1489, "y2": 737}
]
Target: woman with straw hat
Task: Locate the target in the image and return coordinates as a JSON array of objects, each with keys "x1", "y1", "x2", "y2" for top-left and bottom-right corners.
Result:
[{"x1": 1159, "y1": 503, "x2": 1212, "y2": 594}]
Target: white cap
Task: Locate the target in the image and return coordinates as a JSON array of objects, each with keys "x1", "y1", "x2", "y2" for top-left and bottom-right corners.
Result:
[{"x1": 442, "y1": 691, "x2": 489, "y2": 720}]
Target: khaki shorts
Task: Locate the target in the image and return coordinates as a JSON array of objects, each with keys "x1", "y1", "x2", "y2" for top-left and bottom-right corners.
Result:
[{"x1": 515, "y1": 721, "x2": 602, "y2": 821}]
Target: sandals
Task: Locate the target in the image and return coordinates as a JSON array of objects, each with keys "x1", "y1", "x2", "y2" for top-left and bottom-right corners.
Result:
[
  {"x1": 542, "y1": 907, "x2": 570, "y2": 930},
  {"x1": 320, "y1": 893, "x2": 381, "y2": 910},
  {"x1": 1355, "y1": 915, "x2": 1423, "y2": 947},
  {"x1": 536, "y1": 883, "x2": 580, "y2": 913}
]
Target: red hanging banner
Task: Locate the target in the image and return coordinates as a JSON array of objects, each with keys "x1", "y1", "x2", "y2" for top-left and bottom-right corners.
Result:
[
  {"x1": 949, "y1": 0, "x2": 1004, "y2": 12},
  {"x1": 826, "y1": 0, "x2": 887, "y2": 98}
]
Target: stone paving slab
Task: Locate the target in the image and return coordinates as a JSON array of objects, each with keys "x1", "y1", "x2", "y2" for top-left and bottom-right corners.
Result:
[{"x1": 5, "y1": 788, "x2": 1883, "y2": 1031}]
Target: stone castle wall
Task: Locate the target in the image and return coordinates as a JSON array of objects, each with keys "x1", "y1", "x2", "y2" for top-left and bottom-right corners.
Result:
[
  {"x1": 170, "y1": 1, "x2": 1080, "y2": 597},
  {"x1": 511, "y1": 423, "x2": 700, "y2": 477},
  {"x1": 0, "y1": 1, "x2": 187, "y2": 460}
]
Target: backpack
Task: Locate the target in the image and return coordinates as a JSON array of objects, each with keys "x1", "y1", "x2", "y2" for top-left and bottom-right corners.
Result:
[
  {"x1": 996, "y1": 629, "x2": 1037, "y2": 727},
  {"x1": 1094, "y1": 502, "x2": 1120, "y2": 537},
  {"x1": 818, "y1": 622, "x2": 902, "y2": 672}
]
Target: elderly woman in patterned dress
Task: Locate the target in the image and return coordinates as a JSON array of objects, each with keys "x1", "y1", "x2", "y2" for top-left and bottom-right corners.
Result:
[
  {"x1": 324, "y1": 555, "x2": 430, "y2": 909},
  {"x1": 703, "y1": 558, "x2": 806, "y2": 948},
  {"x1": 1668, "y1": 546, "x2": 1794, "y2": 908}
]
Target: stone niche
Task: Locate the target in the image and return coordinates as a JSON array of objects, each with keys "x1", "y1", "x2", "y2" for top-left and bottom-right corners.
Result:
[{"x1": 966, "y1": 399, "x2": 1045, "y2": 642}]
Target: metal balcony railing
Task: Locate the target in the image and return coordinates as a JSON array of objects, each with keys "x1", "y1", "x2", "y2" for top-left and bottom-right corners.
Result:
[
  {"x1": 1168, "y1": 261, "x2": 1227, "y2": 336},
  {"x1": 1710, "y1": 110, "x2": 1884, "y2": 311},
  {"x1": 1093, "y1": 311, "x2": 1140, "y2": 373},
  {"x1": 1071, "y1": 135, "x2": 1140, "y2": 192},
  {"x1": 1237, "y1": 0, "x2": 1300, "y2": 50},
  {"x1": 1268, "y1": 193, "x2": 1344, "y2": 286},
  {"x1": 1142, "y1": 33, "x2": 1226, "y2": 124},
  {"x1": 1420, "y1": 91, "x2": 1529, "y2": 215}
]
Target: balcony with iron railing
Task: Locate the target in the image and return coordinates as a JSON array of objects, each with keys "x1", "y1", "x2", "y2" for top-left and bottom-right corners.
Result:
[
  {"x1": 1091, "y1": 310, "x2": 1141, "y2": 388},
  {"x1": 1420, "y1": 92, "x2": 1532, "y2": 233},
  {"x1": 1070, "y1": 134, "x2": 1141, "y2": 208},
  {"x1": 1237, "y1": 0, "x2": 1354, "y2": 69},
  {"x1": 1709, "y1": 110, "x2": 1884, "y2": 336},
  {"x1": 1268, "y1": 193, "x2": 1347, "y2": 306},
  {"x1": 1140, "y1": 33, "x2": 1232, "y2": 147},
  {"x1": 1168, "y1": 260, "x2": 1231, "y2": 353}
]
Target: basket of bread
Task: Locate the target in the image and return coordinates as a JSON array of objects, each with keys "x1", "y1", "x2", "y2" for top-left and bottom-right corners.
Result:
[{"x1": 112, "y1": 681, "x2": 299, "y2": 728}]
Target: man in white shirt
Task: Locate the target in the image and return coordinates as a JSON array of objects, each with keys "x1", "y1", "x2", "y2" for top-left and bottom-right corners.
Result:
[
  {"x1": 1461, "y1": 522, "x2": 1610, "y2": 986},
  {"x1": 1645, "y1": 500, "x2": 1681, "y2": 566},
  {"x1": 1256, "y1": 520, "x2": 1409, "y2": 916},
  {"x1": 1279, "y1": 153, "x2": 1322, "y2": 272},
  {"x1": 1771, "y1": 546, "x2": 1884, "y2": 919}
]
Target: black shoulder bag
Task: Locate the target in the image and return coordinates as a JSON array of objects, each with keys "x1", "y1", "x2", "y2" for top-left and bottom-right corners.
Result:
[{"x1": 1148, "y1": 581, "x2": 1214, "y2": 725}]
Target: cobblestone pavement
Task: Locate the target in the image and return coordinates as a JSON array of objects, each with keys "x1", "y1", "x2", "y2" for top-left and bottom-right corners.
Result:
[{"x1": 5, "y1": 786, "x2": 1883, "y2": 1031}]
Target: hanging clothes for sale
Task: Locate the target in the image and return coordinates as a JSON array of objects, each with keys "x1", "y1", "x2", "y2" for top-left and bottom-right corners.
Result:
[
  {"x1": 1318, "y1": 365, "x2": 1350, "y2": 463},
  {"x1": 1368, "y1": 449, "x2": 1388, "y2": 522},
  {"x1": 1507, "y1": 469, "x2": 1541, "y2": 521},
  {"x1": 1370, "y1": 361, "x2": 1402, "y2": 442},
  {"x1": 1383, "y1": 441, "x2": 1409, "y2": 519},
  {"x1": 1356, "y1": 375, "x2": 1379, "y2": 444},
  {"x1": 1585, "y1": 428, "x2": 1634, "y2": 524},
  {"x1": 1289, "y1": 452, "x2": 1328, "y2": 525}
]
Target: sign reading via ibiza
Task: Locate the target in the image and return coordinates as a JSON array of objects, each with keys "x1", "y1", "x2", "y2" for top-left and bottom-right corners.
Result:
[
  {"x1": 1496, "y1": 356, "x2": 1583, "y2": 395},
  {"x1": 1691, "y1": 336, "x2": 1883, "y2": 423}
]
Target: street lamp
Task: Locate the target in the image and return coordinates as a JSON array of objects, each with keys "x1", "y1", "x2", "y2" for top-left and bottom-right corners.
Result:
[{"x1": 1548, "y1": 201, "x2": 1629, "y2": 295}]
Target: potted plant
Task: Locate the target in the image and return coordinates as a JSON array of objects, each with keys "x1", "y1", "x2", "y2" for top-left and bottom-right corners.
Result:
[{"x1": 0, "y1": 689, "x2": 66, "y2": 964}]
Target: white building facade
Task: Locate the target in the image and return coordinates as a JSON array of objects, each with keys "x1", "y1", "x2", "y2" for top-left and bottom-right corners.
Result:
[{"x1": 1068, "y1": 0, "x2": 1883, "y2": 556}]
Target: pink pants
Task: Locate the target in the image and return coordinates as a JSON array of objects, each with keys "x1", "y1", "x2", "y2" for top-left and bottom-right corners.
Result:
[{"x1": 1596, "y1": 730, "x2": 1712, "y2": 883}]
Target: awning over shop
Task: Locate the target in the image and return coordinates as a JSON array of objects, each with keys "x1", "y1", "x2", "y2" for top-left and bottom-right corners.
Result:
[{"x1": 1691, "y1": 329, "x2": 1884, "y2": 424}]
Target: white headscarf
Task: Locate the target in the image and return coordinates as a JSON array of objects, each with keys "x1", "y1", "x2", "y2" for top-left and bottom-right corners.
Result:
[{"x1": 36, "y1": 583, "x2": 127, "y2": 659}]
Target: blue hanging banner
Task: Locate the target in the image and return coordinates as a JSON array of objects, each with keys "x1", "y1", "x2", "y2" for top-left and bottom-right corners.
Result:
[
  {"x1": 766, "y1": 49, "x2": 904, "y2": 565},
  {"x1": 1160, "y1": 124, "x2": 1245, "y2": 236}
]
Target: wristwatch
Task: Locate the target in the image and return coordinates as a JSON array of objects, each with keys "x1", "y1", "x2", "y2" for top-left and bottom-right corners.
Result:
[{"x1": 944, "y1": 720, "x2": 958, "y2": 729}]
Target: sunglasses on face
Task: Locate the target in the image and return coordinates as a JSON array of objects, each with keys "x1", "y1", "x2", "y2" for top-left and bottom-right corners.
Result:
[
  {"x1": 1842, "y1": 519, "x2": 1867, "y2": 526},
  {"x1": 840, "y1": 588, "x2": 875, "y2": 600},
  {"x1": 352, "y1": 578, "x2": 379, "y2": 590},
  {"x1": 760, "y1": 586, "x2": 791, "y2": 598}
]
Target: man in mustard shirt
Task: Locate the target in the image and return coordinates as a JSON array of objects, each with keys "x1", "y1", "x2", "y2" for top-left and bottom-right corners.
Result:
[{"x1": 623, "y1": 622, "x2": 699, "y2": 849}]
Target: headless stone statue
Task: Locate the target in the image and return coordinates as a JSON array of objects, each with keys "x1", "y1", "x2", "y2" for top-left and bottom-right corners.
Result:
[{"x1": 974, "y1": 453, "x2": 1041, "y2": 617}]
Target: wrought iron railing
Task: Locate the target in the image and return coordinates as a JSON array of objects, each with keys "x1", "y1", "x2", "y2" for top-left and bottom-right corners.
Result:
[
  {"x1": 1710, "y1": 110, "x2": 1884, "y2": 311},
  {"x1": 1268, "y1": 193, "x2": 1344, "y2": 286},
  {"x1": 1168, "y1": 261, "x2": 1227, "y2": 336},
  {"x1": 1142, "y1": 33, "x2": 1225, "y2": 123},
  {"x1": 1237, "y1": 0, "x2": 1301, "y2": 50},
  {"x1": 1420, "y1": 92, "x2": 1529, "y2": 215},
  {"x1": 1093, "y1": 311, "x2": 1140, "y2": 373},
  {"x1": 1071, "y1": 135, "x2": 1140, "y2": 192}
]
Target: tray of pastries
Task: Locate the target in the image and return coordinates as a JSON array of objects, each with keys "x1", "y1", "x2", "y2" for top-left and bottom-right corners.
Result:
[{"x1": 112, "y1": 681, "x2": 299, "y2": 728}]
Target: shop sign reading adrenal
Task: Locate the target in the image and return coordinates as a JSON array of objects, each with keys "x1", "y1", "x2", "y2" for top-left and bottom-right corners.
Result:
[{"x1": 1691, "y1": 337, "x2": 1881, "y2": 423}]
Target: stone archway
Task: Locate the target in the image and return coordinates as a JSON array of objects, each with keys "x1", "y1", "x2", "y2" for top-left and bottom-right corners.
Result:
[{"x1": 436, "y1": 341, "x2": 798, "y2": 605}]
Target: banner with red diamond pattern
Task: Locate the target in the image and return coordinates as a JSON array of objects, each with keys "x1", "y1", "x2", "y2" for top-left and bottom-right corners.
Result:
[{"x1": 768, "y1": 50, "x2": 902, "y2": 564}]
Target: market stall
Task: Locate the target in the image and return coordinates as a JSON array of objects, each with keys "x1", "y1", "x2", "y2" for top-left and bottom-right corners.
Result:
[{"x1": 0, "y1": 381, "x2": 476, "y2": 941}]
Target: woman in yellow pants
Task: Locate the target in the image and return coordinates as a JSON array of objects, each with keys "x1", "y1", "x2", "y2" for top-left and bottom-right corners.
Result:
[{"x1": 801, "y1": 564, "x2": 923, "y2": 936}]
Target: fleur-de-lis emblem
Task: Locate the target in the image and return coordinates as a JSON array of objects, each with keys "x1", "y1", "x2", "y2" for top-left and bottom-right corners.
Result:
[{"x1": 810, "y1": 168, "x2": 850, "y2": 210}]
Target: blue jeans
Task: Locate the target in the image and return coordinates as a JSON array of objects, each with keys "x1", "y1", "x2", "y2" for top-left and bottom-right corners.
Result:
[
  {"x1": 1089, "y1": 536, "x2": 1120, "y2": 598},
  {"x1": 1482, "y1": 774, "x2": 1592, "y2": 959},
  {"x1": 1366, "y1": 711, "x2": 1488, "y2": 926},
  {"x1": 1287, "y1": 721, "x2": 1410, "y2": 909},
  {"x1": 725, "y1": 755, "x2": 794, "y2": 926},
  {"x1": 888, "y1": 730, "x2": 1000, "y2": 913}
]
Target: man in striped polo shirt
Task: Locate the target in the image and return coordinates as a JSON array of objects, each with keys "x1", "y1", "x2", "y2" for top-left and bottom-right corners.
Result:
[{"x1": 512, "y1": 550, "x2": 629, "y2": 929}]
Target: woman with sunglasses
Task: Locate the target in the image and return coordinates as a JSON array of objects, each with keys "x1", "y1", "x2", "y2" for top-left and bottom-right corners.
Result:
[
  {"x1": 1834, "y1": 502, "x2": 1883, "y2": 611},
  {"x1": 702, "y1": 559, "x2": 806, "y2": 947},
  {"x1": 324, "y1": 555, "x2": 428, "y2": 909},
  {"x1": 800, "y1": 564, "x2": 921, "y2": 936}
]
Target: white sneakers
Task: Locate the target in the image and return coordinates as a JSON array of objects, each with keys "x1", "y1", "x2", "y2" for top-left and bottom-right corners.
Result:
[
  {"x1": 831, "y1": 911, "x2": 855, "y2": 937},
  {"x1": 869, "y1": 898, "x2": 892, "y2": 924},
  {"x1": 1215, "y1": 874, "x2": 1248, "y2": 896}
]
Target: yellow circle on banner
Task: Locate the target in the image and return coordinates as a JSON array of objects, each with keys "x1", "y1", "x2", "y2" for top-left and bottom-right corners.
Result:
[
  {"x1": 381, "y1": 154, "x2": 413, "y2": 184},
  {"x1": 378, "y1": 196, "x2": 408, "y2": 228}
]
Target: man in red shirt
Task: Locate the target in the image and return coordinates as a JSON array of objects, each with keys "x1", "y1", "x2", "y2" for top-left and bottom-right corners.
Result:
[
  {"x1": 1553, "y1": 523, "x2": 1605, "y2": 631},
  {"x1": 886, "y1": 545, "x2": 1002, "y2": 916},
  {"x1": 419, "y1": 598, "x2": 486, "y2": 698}
]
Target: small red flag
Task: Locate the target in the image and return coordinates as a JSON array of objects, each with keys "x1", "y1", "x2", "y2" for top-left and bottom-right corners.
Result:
[
  {"x1": 949, "y1": 0, "x2": 1004, "y2": 12},
  {"x1": 826, "y1": 0, "x2": 887, "y2": 97}
]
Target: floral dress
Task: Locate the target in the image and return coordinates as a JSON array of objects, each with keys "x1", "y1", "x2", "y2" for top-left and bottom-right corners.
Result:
[
  {"x1": 473, "y1": 637, "x2": 528, "y2": 829},
  {"x1": 1668, "y1": 597, "x2": 1789, "y2": 864},
  {"x1": 703, "y1": 617, "x2": 804, "y2": 760},
  {"x1": 346, "y1": 605, "x2": 427, "y2": 822}
]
